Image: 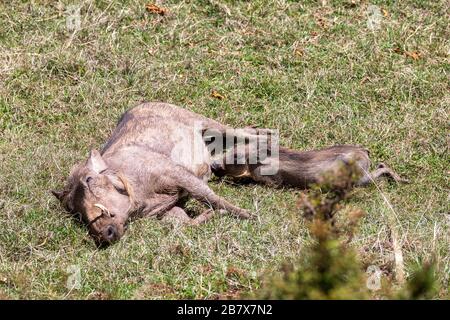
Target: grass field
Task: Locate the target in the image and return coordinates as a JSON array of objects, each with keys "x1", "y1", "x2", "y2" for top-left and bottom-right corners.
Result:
[{"x1": 0, "y1": 0, "x2": 448, "y2": 299}]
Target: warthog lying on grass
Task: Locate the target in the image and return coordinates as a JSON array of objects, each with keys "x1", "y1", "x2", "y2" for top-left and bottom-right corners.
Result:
[{"x1": 52, "y1": 102, "x2": 406, "y2": 245}]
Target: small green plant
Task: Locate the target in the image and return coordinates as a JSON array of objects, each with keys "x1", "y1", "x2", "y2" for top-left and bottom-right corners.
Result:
[
  {"x1": 397, "y1": 262, "x2": 438, "y2": 300},
  {"x1": 253, "y1": 163, "x2": 369, "y2": 299},
  {"x1": 253, "y1": 163, "x2": 438, "y2": 300}
]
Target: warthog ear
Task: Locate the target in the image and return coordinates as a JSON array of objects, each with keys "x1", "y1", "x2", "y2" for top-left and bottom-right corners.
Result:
[
  {"x1": 86, "y1": 149, "x2": 108, "y2": 173},
  {"x1": 51, "y1": 189, "x2": 68, "y2": 202}
]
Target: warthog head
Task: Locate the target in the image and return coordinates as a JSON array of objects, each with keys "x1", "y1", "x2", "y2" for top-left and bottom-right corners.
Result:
[{"x1": 52, "y1": 150, "x2": 133, "y2": 246}]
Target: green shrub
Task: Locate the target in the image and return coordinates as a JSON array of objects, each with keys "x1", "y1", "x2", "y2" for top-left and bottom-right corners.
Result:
[{"x1": 253, "y1": 164, "x2": 438, "y2": 300}]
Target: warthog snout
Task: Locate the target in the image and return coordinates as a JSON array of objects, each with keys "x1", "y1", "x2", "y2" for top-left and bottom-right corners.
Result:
[
  {"x1": 102, "y1": 224, "x2": 119, "y2": 243},
  {"x1": 90, "y1": 219, "x2": 126, "y2": 246}
]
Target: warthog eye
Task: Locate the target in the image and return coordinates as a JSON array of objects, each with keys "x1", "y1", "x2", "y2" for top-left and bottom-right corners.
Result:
[
  {"x1": 114, "y1": 185, "x2": 128, "y2": 196},
  {"x1": 86, "y1": 176, "x2": 93, "y2": 184}
]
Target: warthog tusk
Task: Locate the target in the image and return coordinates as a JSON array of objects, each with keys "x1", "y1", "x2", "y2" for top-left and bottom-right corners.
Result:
[{"x1": 94, "y1": 203, "x2": 113, "y2": 217}]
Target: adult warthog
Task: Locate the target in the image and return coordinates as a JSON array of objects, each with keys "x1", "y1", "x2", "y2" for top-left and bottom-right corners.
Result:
[{"x1": 52, "y1": 102, "x2": 406, "y2": 245}]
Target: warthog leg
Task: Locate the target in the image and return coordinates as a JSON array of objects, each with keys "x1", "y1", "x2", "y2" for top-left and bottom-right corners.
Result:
[
  {"x1": 173, "y1": 167, "x2": 254, "y2": 219},
  {"x1": 161, "y1": 207, "x2": 216, "y2": 226},
  {"x1": 357, "y1": 163, "x2": 409, "y2": 186}
]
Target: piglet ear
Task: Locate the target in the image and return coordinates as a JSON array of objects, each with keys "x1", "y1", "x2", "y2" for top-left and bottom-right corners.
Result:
[
  {"x1": 86, "y1": 149, "x2": 108, "y2": 173},
  {"x1": 51, "y1": 189, "x2": 68, "y2": 202}
]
